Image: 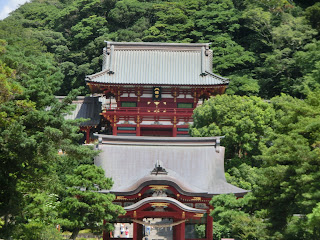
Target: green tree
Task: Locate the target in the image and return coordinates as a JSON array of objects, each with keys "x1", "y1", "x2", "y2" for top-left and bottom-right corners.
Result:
[
  {"x1": 305, "y1": 2, "x2": 320, "y2": 33},
  {"x1": 143, "y1": 1, "x2": 194, "y2": 42},
  {"x1": 307, "y1": 202, "x2": 320, "y2": 238},
  {"x1": 0, "y1": 31, "x2": 99, "y2": 239},
  {"x1": 210, "y1": 193, "x2": 267, "y2": 240},
  {"x1": 58, "y1": 165, "x2": 125, "y2": 239},
  {"x1": 254, "y1": 91, "x2": 320, "y2": 237},
  {"x1": 70, "y1": 15, "x2": 108, "y2": 49},
  {"x1": 210, "y1": 34, "x2": 255, "y2": 75},
  {"x1": 108, "y1": 0, "x2": 148, "y2": 29},
  {"x1": 190, "y1": 94, "x2": 275, "y2": 163},
  {"x1": 0, "y1": 41, "x2": 22, "y2": 104},
  {"x1": 225, "y1": 74, "x2": 260, "y2": 96},
  {"x1": 294, "y1": 40, "x2": 320, "y2": 94}
]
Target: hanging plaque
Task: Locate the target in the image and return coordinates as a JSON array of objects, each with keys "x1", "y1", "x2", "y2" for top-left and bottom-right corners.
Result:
[{"x1": 153, "y1": 87, "x2": 162, "y2": 100}]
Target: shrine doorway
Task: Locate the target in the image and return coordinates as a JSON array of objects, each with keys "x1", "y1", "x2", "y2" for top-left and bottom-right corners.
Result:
[{"x1": 142, "y1": 218, "x2": 173, "y2": 240}]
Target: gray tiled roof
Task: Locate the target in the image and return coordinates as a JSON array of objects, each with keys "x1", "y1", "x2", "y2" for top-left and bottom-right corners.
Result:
[
  {"x1": 86, "y1": 42, "x2": 228, "y2": 86},
  {"x1": 57, "y1": 96, "x2": 101, "y2": 127},
  {"x1": 95, "y1": 135, "x2": 248, "y2": 197}
]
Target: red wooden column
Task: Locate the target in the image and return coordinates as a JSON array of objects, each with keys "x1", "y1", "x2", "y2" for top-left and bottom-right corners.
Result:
[
  {"x1": 137, "y1": 223, "x2": 143, "y2": 240},
  {"x1": 105, "y1": 232, "x2": 111, "y2": 240},
  {"x1": 112, "y1": 115, "x2": 118, "y2": 136},
  {"x1": 85, "y1": 127, "x2": 90, "y2": 143},
  {"x1": 103, "y1": 220, "x2": 110, "y2": 240},
  {"x1": 173, "y1": 218, "x2": 185, "y2": 240},
  {"x1": 136, "y1": 125, "x2": 141, "y2": 136},
  {"x1": 133, "y1": 221, "x2": 140, "y2": 240},
  {"x1": 136, "y1": 116, "x2": 141, "y2": 136},
  {"x1": 113, "y1": 124, "x2": 117, "y2": 135},
  {"x1": 172, "y1": 124, "x2": 177, "y2": 137},
  {"x1": 206, "y1": 211, "x2": 213, "y2": 240},
  {"x1": 172, "y1": 115, "x2": 177, "y2": 137},
  {"x1": 180, "y1": 220, "x2": 185, "y2": 240},
  {"x1": 173, "y1": 220, "x2": 179, "y2": 239},
  {"x1": 174, "y1": 220, "x2": 185, "y2": 239}
]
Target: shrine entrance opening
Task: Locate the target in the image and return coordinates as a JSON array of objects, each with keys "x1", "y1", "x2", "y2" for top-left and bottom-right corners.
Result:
[{"x1": 142, "y1": 218, "x2": 173, "y2": 240}]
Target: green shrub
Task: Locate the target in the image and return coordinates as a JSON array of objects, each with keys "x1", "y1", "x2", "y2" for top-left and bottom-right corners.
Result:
[{"x1": 13, "y1": 222, "x2": 63, "y2": 240}]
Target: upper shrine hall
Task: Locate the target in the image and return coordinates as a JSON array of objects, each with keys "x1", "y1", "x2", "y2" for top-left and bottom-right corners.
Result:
[
  {"x1": 85, "y1": 41, "x2": 229, "y2": 137},
  {"x1": 73, "y1": 42, "x2": 247, "y2": 240}
]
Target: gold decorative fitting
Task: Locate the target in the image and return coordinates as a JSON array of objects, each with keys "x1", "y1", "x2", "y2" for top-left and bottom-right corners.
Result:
[
  {"x1": 177, "y1": 194, "x2": 180, "y2": 197},
  {"x1": 116, "y1": 196, "x2": 127, "y2": 200},
  {"x1": 149, "y1": 185, "x2": 169, "y2": 190},
  {"x1": 173, "y1": 116, "x2": 177, "y2": 124},
  {"x1": 182, "y1": 212, "x2": 185, "y2": 219},
  {"x1": 138, "y1": 193, "x2": 141, "y2": 197},
  {"x1": 194, "y1": 213, "x2": 204, "y2": 218},
  {"x1": 133, "y1": 211, "x2": 137, "y2": 218},
  {"x1": 191, "y1": 197, "x2": 201, "y2": 201},
  {"x1": 150, "y1": 203, "x2": 169, "y2": 207}
]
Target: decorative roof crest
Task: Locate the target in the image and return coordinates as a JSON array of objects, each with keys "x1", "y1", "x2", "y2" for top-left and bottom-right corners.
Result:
[{"x1": 151, "y1": 160, "x2": 168, "y2": 175}]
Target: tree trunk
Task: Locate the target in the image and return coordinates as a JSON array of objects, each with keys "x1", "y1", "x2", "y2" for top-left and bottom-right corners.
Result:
[
  {"x1": 70, "y1": 228, "x2": 80, "y2": 240},
  {"x1": 4, "y1": 214, "x2": 11, "y2": 240}
]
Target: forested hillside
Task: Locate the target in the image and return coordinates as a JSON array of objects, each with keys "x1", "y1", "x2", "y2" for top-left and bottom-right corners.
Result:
[
  {"x1": 1, "y1": 0, "x2": 320, "y2": 97},
  {"x1": 1, "y1": 0, "x2": 320, "y2": 239}
]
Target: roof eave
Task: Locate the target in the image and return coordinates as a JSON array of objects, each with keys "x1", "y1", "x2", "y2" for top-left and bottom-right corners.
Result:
[{"x1": 104, "y1": 41, "x2": 211, "y2": 49}]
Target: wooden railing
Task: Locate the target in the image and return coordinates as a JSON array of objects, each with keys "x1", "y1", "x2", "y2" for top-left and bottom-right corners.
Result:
[{"x1": 103, "y1": 107, "x2": 194, "y2": 117}]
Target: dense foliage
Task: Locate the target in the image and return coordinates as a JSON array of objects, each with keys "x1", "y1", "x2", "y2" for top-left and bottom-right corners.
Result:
[
  {"x1": 192, "y1": 92, "x2": 320, "y2": 239},
  {"x1": 0, "y1": 0, "x2": 319, "y2": 98},
  {"x1": 1, "y1": 0, "x2": 320, "y2": 239},
  {"x1": 0, "y1": 11, "x2": 124, "y2": 239}
]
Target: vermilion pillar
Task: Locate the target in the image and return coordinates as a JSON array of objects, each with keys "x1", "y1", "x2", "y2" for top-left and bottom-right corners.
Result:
[
  {"x1": 180, "y1": 220, "x2": 185, "y2": 240},
  {"x1": 136, "y1": 124, "x2": 141, "y2": 136},
  {"x1": 103, "y1": 220, "x2": 110, "y2": 240},
  {"x1": 137, "y1": 223, "x2": 143, "y2": 240},
  {"x1": 172, "y1": 124, "x2": 177, "y2": 137},
  {"x1": 86, "y1": 127, "x2": 90, "y2": 143},
  {"x1": 105, "y1": 231, "x2": 111, "y2": 240},
  {"x1": 113, "y1": 123, "x2": 117, "y2": 135},
  {"x1": 133, "y1": 221, "x2": 138, "y2": 240},
  {"x1": 206, "y1": 212, "x2": 213, "y2": 240},
  {"x1": 174, "y1": 220, "x2": 185, "y2": 239}
]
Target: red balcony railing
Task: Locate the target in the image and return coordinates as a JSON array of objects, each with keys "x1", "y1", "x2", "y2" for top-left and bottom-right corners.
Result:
[{"x1": 102, "y1": 107, "x2": 194, "y2": 117}]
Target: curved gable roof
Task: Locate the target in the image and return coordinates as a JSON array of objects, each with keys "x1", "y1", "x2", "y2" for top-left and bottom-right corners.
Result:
[{"x1": 95, "y1": 135, "x2": 248, "y2": 197}]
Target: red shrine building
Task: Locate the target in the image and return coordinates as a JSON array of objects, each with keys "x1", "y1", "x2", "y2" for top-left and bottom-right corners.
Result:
[
  {"x1": 84, "y1": 42, "x2": 247, "y2": 240},
  {"x1": 85, "y1": 42, "x2": 229, "y2": 137}
]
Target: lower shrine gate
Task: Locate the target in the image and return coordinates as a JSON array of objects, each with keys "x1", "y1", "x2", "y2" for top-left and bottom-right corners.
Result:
[{"x1": 95, "y1": 136, "x2": 247, "y2": 240}]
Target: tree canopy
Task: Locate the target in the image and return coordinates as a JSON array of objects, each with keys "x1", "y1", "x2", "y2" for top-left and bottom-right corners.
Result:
[{"x1": 0, "y1": 0, "x2": 319, "y2": 98}]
